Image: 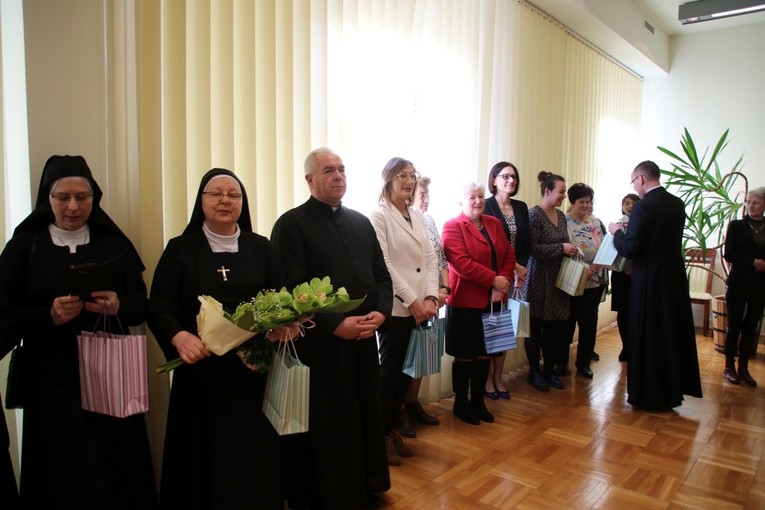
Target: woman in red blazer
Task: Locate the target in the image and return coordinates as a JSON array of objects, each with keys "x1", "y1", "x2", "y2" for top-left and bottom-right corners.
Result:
[{"x1": 442, "y1": 182, "x2": 515, "y2": 425}]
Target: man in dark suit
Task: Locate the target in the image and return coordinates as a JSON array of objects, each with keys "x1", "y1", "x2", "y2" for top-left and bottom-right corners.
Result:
[{"x1": 608, "y1": 160, "x2": 702, "y2": 410}]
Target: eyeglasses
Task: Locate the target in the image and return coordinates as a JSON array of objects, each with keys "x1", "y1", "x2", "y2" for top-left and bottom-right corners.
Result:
[
  {"x1": 202, "y1": 191, "x2": 244, "y2": 201},
  {"x1": 396, "y1": 172, "x2": 418, "y2": 182},
  {"x1": 497, "y1": 173, "x2": 516, "y2": 181},
  {"x1": 50, "y1": 193, "x2": 93, "y2": 204},
  {"x1": 630, "y1": 175, "x2": 643, "y2": 187}
]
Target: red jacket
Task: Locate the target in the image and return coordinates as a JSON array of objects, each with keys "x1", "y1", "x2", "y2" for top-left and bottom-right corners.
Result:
[{"x1": 442, "y1": 212, "x2": 515, "y2": 309}]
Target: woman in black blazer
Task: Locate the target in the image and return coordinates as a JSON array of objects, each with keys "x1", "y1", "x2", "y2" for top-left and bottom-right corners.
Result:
[
  {"x1": 722, "y1": 186, "x2": 765, "y2": 386},
  {"x1": 482, "y1": 161, "x2": 530, "y2": 399}
]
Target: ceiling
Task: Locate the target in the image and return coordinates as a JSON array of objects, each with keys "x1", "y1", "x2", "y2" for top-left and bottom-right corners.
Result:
[
  {"x1": 528, "y1": 0, "x2": 765, "y2": 76},
  {"x1": 632, "y1": 0, "x2": 765, "y2": 36}
]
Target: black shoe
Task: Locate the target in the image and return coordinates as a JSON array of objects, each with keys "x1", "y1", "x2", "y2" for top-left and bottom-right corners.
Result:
[
  {"x1": 405, "y1": 401, "x2": 439, "y2": 425},
  {"x1": 527, "y1": 371, "x2": 549, "y2": 392},
  {"x1": 591, "y1": 351, "x2": 600, "y2": 361},
  {"x1": 576, "y1": 365, "x2": 593, "y2": 379},
  {"x1": 470, "y1": 400, "x2": 495, "y2": 423},
  {"x1": 545, "y1": 373, "x2": 565, "y2": 390},
  {"x1": 453, "y1": 398, "x2": 480, "y2": 425},
  {"x1": 397, "y1": 409, "x2": 416, "y2": 438},
  {"x1": 484, "y1": 389, "x2": 499, "y2": 400}
]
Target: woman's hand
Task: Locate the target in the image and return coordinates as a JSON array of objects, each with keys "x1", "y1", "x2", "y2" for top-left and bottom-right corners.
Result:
[
  {"x1": 171, "y1": 330, "x2": 212, "y2": 364},
  {"x1": 754, "y1": 258, "x2": 765, "y2": 272},
  {"x1": 514, "y1": 264, "x2": 527, "y2": 288},
  {"x1": 409, "y1": 299, "x2": 436, "y2": 324},
  {"x1": 490, "y1": 288, "x2": 506, "y2": 302},
  {"x1": 85, "y1": 291, "x2": 120, "y2": 315},
  {"x1": 562, "y1": 243, "x2": 579, "y2": 257},
  {"x1": 492, "y1": 275, "x2": 510, "y2": 294},
  {"x1": 437, "y1": 288, "x2": 449, "y2": 307},
  {"x1": 50, "y1": 295, "x2": 84, "y2": 325}
]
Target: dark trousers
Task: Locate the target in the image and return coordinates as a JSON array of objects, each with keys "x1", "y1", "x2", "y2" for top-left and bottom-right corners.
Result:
[
  {"x1": 563, "y1": 285, "x2": 605, "y2": 368},
  {"x1": 616, "y1": 310, "x2": 629, "y2": 351},
  {"x1": 526, "y1": 318, "x2": 567, "y2": 375},
  {"x1": 725, "y1": 279, "x2": 765, "y2": 362},
  {"x1": 378, "y1": 316, "x2": 414, "y2": 434}
]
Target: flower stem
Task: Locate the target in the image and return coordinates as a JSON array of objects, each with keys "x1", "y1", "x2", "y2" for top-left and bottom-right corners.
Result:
[{"x1": 156, "y1": 357, "x2": 184, "y2": 374}]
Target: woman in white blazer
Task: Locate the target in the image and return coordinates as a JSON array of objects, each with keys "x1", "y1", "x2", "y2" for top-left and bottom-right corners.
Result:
[{"x1": 370, "y1": 157, "x2": 439, "y2": 467}]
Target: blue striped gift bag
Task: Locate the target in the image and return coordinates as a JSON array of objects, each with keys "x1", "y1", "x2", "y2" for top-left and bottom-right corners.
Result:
[
  {"x1": 402, "y1": 318, "x2": 445, "y2": 378},
  {"x1": 77, "y1": 328, "x2": 149, "y2": 418},
  {"x1": 262, "y1": 340, "x2": 310, "y2": 435},
  {"x1": 482, "y1": 302, "x2": 516, "y2": 354}
]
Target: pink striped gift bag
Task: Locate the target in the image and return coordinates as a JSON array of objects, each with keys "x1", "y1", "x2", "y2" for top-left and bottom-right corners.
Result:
[{"x1": 77, "y1": 329, "x2": 149, "y2": 418}]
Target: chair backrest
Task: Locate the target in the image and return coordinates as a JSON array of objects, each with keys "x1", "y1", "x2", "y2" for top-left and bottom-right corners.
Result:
[{"x1": 685, "y1": 248, "x2": 717, "y2": 294}]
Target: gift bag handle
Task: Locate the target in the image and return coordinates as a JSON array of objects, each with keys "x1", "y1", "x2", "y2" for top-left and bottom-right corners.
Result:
[{"x1": 88, "y1": 312, "x2": 127, "y2": 338}]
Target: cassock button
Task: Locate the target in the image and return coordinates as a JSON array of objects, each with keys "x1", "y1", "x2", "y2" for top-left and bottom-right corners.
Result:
[{"x1": 416, "y1": 268, "x2": 421, "y2": 272}]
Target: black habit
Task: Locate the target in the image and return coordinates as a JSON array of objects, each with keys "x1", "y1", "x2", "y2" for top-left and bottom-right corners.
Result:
[
  {"x1": 613, "y1": 186, "x2": 703, "y2": 409},
  {"x1": 0, "y1": 155, "x2": 156, "y2": 509},
  {"x1": 271, "y1": 196, "x2": 393, "y2": 510},
  {"x1": 148, "y1": 169, "x2": 286, "y2": 509}
]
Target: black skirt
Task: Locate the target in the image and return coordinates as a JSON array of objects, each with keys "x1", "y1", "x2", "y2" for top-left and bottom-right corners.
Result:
[{"x1": 445, "y1": 304, "x2": 491, "y2": 358}]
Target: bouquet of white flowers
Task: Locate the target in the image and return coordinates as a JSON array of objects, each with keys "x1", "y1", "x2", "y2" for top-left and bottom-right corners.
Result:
[{"x1": 156, "y1": 277, "x2": 365, "y2": 374}]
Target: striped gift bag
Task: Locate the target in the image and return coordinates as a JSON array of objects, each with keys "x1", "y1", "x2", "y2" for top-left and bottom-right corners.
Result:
[
  {"x1": 262, "y1": 340, "x2": 310, "y2": 435},
  {"x1": 77, "y1": 329, "x2": 149, "y2": 418},
  {"x1": 592, "y1": 234, "x2": 631, "y2": 272},
  {"x1": 482, "y1": 302, "x2": 516, "y2": 354},
  {"x1": 555, "y1": 256, "x2": 589, "y2": 296},
  {"x1": 402, "y1": 318, "x2": 445, "y2": 378},
  {"x1": 506, "y1": 288, "x2": 530, "y2": 338}
]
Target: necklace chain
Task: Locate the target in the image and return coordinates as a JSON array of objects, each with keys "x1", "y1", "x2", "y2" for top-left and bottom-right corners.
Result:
[{"x1": 748, "y1": 220, "x2": 764, "y2": 234}]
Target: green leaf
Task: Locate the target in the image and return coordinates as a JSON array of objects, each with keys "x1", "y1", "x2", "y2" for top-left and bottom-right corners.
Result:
[{"x1": 316, "y1": 296, "x2": 366, "y2": 314}]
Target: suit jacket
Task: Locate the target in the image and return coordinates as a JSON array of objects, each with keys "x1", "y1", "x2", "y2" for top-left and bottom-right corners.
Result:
[
  {"x1": 442, "y1": 212, "x2": 515, "y2": 309},
  {"x1": 724, "y1": 216, "x2": 765, "y2": 288},
  {"x1": 483, "y1": 195, "x2": 531, "y2": 266},
  {"x1": 370, "y1": 203, "x2": 439, "y2": 317}
]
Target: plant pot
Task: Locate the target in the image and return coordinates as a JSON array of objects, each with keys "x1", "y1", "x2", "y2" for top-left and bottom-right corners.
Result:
[{"x1": 712, "y1": 295, "x2": 726, "y2": 354}]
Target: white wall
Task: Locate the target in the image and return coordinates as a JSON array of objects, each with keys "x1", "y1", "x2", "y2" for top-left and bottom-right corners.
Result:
[
  {"x1": 641, "y1": 21, "x2": 765, "y2": 333},
  {"x1": 642, "y1": 22, "x2": 765, "y2": 190}
]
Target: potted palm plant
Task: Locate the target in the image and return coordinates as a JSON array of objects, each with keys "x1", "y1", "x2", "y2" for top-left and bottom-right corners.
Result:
[{"x1": 657, "y1": 128, "x2": 749, "y2": 350}]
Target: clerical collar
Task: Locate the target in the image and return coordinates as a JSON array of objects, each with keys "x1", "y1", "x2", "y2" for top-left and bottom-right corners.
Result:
[
  {"x1": 49, "y1": 223, "x2": 90, "y2": 253},
  {"x1": 202, "y1": 222, "x2": 240, "y2": 253}
]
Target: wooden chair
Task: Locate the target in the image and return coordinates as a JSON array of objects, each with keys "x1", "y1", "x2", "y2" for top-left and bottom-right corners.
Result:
[{"x1": 686, "y1": 248, "x2": 717, "y2": 337}]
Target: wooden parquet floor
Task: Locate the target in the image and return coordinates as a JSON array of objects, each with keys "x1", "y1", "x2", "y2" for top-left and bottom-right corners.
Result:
[{"x1": 381, "y1": 324, "x2": 765, "y2": 509}]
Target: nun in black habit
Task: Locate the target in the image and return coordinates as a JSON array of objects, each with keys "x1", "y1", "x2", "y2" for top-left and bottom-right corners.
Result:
[
  {"x1": 0, "y1": 155, "x2": 156, "y2": 508},
  {"x1": 148, "y1": 168, "x2": 287, "y2": 509}
]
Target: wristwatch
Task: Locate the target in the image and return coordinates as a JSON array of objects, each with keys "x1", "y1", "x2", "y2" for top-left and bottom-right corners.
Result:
[{"x1": 439, "y1": 285, "x2": 451, "y2": 295}]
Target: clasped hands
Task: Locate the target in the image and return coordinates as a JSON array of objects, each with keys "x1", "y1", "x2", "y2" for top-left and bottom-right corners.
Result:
[{"x1": 335, "y1": 311, "x2": 386, "y2": 341}]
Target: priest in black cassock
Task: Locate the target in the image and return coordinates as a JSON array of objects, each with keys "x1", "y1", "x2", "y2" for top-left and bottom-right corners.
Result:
[
  {"x1": 608, "y1": 160, "x2": 703, "y2": 410},
  {"x1": 271, "y1": 147, "x2": 392, "y2": 509}
]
